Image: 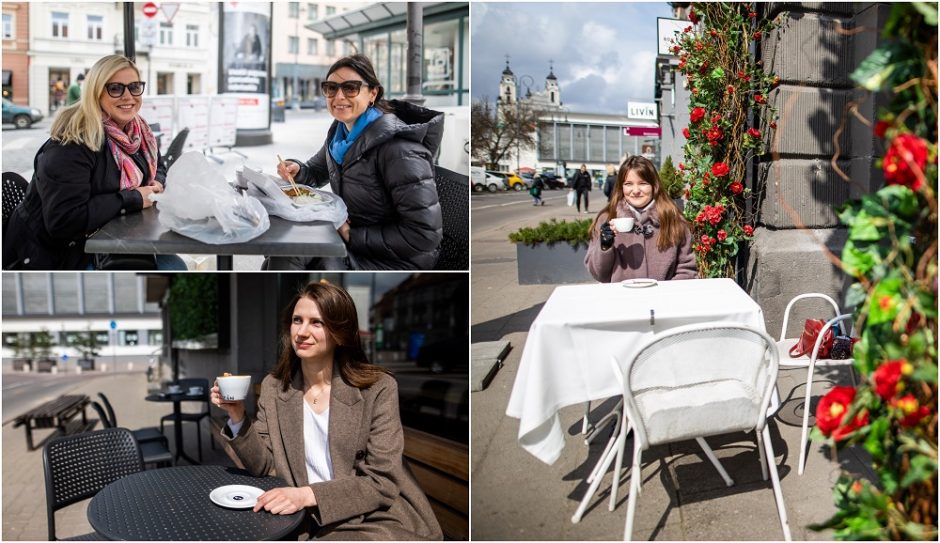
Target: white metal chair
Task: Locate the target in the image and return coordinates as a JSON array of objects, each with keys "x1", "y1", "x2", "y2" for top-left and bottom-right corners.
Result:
[
  {"x1": 613, "y1": 322, "x2": 791, "y2": 541},
  {"x1": 774, "y1": 294, "x2": 857, "y2": 474}
]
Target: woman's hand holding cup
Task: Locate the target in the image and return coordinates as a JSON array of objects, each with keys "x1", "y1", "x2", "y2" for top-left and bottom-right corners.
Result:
[
  {"x1": 610, "y1": 217, "x2": 635, "y2": 233},
  {"x1": 211, "y1": 380, "x2": 246, "y2": 424}
]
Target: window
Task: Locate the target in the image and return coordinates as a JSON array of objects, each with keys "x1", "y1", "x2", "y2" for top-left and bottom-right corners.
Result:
[
  {"x1": 288, "y1": 36, "x2": 299, "y2": 54},
  {"x1": 3, "y1": 13, "x2": 13, "y2": 39},
  {"x1": 94, "y1": 331, "x2": 110, "y2": 346},
  {"x1": 87, "y1": 15, "x2": 103, "y2": 40},
  {"x1": 307, "y1": 38, "x2": 318, "y2": 56},
  {"x1": 288, "y1": 2, "x2": 299, "y2": 18},
  {"x1": 325, "y1": 38, "x2": 335, "y2": 56},
  {"x1": 307, "y1": 3, "x2": 318, "y2": 20},
  {"x1": 186, "y1": 24, "x2": 198, "y2": 47},
  {"x1": 326, "y1": 6, "x2": 336, "y2": 16},
  {"x1": 119, "y1": 330, "x2": 139, "y2": 346},
  {"x1": 51, "y1": 12, "x2": 68, "y2": 38},
  {"x1": 159, "y1": 22, "x2": 173, "y2": 46}
]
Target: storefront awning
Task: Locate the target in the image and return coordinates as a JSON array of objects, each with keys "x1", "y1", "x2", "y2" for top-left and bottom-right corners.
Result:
[{"x1": 307, "y1": 3, "x2": 406, "y2": 38}]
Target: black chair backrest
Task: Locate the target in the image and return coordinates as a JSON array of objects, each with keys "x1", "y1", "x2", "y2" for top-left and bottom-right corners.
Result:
[
  {"x1": 42, "y1": 427, "x2": 143, "y2": 540},
  {"x1": 2, "y1": 171, "x2": 28, "y2": 234},
  {"x1": 177, "y1": 377, "x2": 211, "y2": 411},
  {"x1": 164, "y1": 127, "x2": 189, "y2": 170},
  {"x1": 96, "y1": 393, "x2": 117, "y2": 427},
  {"x1": 89, "y1": 401, "x2": 114, "y2": 429},
  {"x1": 433, "y1": 165, "x2": 469, "y2": 270}
]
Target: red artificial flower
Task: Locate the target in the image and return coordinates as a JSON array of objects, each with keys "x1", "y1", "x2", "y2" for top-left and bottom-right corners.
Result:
[
  {"x1": 711, "y1": 162, "x2": 730, "y2": 177},
  {"x1": 770, "y1": 121, "x2": 777, "y2": 129},
  {"x1": 678, "y1": 59, "x2": 687, "y2": 70},
  {"x1": 700, "y1": 234, "x2": 711, "y2": 245},
  {"x1": 683, "y1": 189, "x2": 691, "y2": 199},
  {"x1": 747, "y1": 128, "x2": 761, "y2": 138},
  {"x1": 752, "y1": 31, "x2": 762, "y2": 40},
  {"x1": 726, "y1": 85, "x2": 735, "y2": 95},
  {"x1": 743, "y1": 224, "x2": 754, "y2": 236},
  {"x1": 749, "y1": 11, "x2": 757, "y2": 18},
  {"x1": 729, "y1": 181, "x2": 744, "y2": 194},
  {"x1": 883, "y1": 133, "x2": 929, "y2": 191},
  {"x1": 695, "y1": 41, "x2": 704, "y2": 51},
  {"x1": 706, "y1": 125, "x2": 724, "y2": 144},
  {"x1": 688, "y1": 9, "x2": 698, "y2": 24},
  {"x1": 695, "y1": 211, "x2": 705, "y2": 223},
  {"x1": 679, "y1": 162, "x2": 686, "y2": 171},
  {"x1": 874, "y1": 120, "x2": 890, "y2": 139},
  {"x1": 710, "y1": 114, "x2": 720, "y2": 123},
  {"x1": 684, "y1": 25, "x2": 693, "y2": 33},
  {"x1": 737, "y1": 70, "x2": 746, "y2": 78},
  {"x1": 702, "y1": 204, "x2": 724, "y2": 225},
  {"x1": 851, "y1": 480, "x2": 863, "y2": 494},
  {"x1": 682, "y1": 127, "x2": 691, "y2": 139},
  {"x1": 879, "y1": 295, "x2": 893, "y2": 311},
  {"x1": 690, "y1": 107, "x2": 706, "y2": 123},
  {"x1": 709, "y1": 30, "x2": 718, "y2": 38},
  {"x1": 717, "y1": 229, "x2": 727, "y2": 241},
  {"x1": 672, "y1": 45, "x2": 681, "y2": 54},
  {"x1": 872, "y1": 359, "x2": 911, "y2": 400},
  {"x1": 892, "y1": 395, "x2": 931, "y2": 427},
  {"x1": 816, "y1": 386, "x2": 868, "y2": 441},
  {"x1": 754, "y1": 94, "x2": 766, "y2": 104}
]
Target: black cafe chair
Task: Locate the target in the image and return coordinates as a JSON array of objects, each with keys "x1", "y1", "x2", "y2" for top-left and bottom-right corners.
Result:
[
  {"x1": 159, "y1": 378, "x2": 214, "y2": 462},
  {"x1": 90, "y1": 401, "x2": 172, "y2": 469},
  {"x1": 3, "y1": 171, "x2": 28, "y2": 235},
  {"x1": 163, "y1": 127, "x2": 189, "y2": 170},
  {"x1": 97, "y1": 392, "x2": 167, "y2": 447},
  {"x1": 43, "y1": 427, "x2": 143, "y2": 540},
  {"x1": 433, "y1": 165, "x2": 469, "y2": 270}
]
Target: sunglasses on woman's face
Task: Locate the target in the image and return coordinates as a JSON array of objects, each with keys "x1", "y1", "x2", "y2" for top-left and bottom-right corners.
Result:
[
  {"x1": 320, "y1": 80, "x2": 368, "y2": 98},
  {"x1": 105, "y1": 81, "x2": 146, "y2": 98}
]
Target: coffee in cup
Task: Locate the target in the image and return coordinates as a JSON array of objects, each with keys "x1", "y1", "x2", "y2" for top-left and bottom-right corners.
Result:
[
  {"x1": 217, "y1": 375, "x2": 251, "y2": 401},
  {"x1": 610, "y1": 217, "x2": 635, "y2": 233}
]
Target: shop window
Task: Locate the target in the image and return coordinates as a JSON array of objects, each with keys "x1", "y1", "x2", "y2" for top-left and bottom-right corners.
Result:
[{"x1": 423, "y1": 19, "x2": 458, "y2": 94}]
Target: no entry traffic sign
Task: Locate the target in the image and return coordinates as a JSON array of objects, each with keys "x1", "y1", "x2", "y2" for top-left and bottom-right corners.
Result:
[{"x1": 142, "y1": 2, "x2": 158, "y2": 18}]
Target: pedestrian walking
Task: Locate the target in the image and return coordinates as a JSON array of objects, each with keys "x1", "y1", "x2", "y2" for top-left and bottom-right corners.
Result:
[
  {"x1": 602, "y1": 163, "x2": 617, "y2": 201},
  {"x1": 529, "y1": 175, "x2": 544, "y2": 206},
  {"x1": 573, "y1": 164, "x2": 592, "y2": 214},
  {"x1": 67, "y1": 73, "x2": 84, "y2": 106}
]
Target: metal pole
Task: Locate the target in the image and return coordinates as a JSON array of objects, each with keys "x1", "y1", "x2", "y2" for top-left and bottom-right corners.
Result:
[
  {"x1": 402, "y1": 2, "x2": 425, "y2": 105},
  {"x1": 293, "y1": 10, "x2": 300, "y2": 108},
  {"x1": 123, "y1": 2, "x2": 136, "y2": 61}
]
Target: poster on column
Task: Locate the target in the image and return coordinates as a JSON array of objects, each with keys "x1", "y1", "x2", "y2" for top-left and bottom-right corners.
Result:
[
  {"x1": 221, "y1": 2, "x2": 270, "y2": 129},
  {"x1": 175, "y1": 96, "x2": 210, "y2": 152},
  {"x1": 208, "y1": 96, "x2": 238, "y2": 148},
  {"x1": 138, "y1": 96, "x2": 175, "y2": 155}
]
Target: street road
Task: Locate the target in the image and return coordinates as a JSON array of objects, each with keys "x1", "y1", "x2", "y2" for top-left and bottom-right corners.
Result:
[
  {"x1": 1, "y1": 118, "x2": 53, "y2": 179},
  {"x1": 2, "y1": 372, "x2": 117, "y2": 424}
]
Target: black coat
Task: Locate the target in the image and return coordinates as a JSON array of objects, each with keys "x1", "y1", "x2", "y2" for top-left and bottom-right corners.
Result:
[
  {"x1": 3, "y1": 138, "x2": 164, "y2": 270},
  {"x1": 291, "y1": 100, "x2": 444, "y2": 270},
  {"x1": 573, "y1": 170, "x2": 592, "y2": 192}
]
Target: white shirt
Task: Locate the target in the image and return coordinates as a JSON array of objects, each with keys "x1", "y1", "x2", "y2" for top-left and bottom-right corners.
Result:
[{"x1": 225, "y1": 401, "x2": 334, "y2": 484}]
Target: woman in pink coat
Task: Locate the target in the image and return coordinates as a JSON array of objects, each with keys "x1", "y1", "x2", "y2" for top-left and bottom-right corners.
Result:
[{"x1": 584, "y1": 156, "x2": 697, "y2": 282}]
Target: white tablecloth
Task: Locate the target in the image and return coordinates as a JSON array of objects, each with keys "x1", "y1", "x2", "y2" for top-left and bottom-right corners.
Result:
[{"x1": 506, "y1": 278, "x2": 766, "y2": 465}]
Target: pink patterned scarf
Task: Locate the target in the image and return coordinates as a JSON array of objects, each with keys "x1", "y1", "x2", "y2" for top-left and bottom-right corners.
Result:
[{"x1": 103, "y1": 116, "x2": 158, "y2": 190}]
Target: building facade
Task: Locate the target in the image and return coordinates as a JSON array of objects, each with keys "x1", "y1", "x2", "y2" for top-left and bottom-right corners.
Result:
[{"x1": 2, "y1": 2, "x2": 30, "y2": 103}]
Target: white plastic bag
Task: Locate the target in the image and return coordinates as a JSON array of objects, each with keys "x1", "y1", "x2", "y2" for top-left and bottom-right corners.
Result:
[
  {"x1": 567, "y1": 189, "x2": 576, "y2": 207},
  {"x1": 150, "y1": 151, "x2": 270, "y2": 244},
  {"x1": 238, "y1": 167, "x2": 348, "y2": 229}
]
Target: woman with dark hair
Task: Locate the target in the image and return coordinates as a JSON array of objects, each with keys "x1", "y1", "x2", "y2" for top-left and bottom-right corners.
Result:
[
  {"x1": 584, "y1": 156, "x2": 697, "y2": 282},
  {"x1": 211, "y1": 282, "x2": 442, "y2": 540},
  {"x1": 269, "y1": 54, "x2": 444, "y2": 270}
]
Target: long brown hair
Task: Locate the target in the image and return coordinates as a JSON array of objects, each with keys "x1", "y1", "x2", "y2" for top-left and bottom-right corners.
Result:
[
  {"x1": 271, "y1": 281, "x2": 389, "y2": 391},
  {"x1": 591, "y1": 156, "x2": 688, "y2": 251}
]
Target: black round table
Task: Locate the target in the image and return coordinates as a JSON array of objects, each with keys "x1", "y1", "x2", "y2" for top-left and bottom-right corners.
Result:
[
  {"x1": 87, "y1": 465, "x2": 305, "y2": 541},
  {"x1": 145, "y1": 392, "x2": 204, "y2": 465}
]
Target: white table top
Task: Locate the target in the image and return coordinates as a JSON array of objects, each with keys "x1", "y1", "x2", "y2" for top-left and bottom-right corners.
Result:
[{"x1": 506, "y1": 278, "x2": 766, "y2": 465}]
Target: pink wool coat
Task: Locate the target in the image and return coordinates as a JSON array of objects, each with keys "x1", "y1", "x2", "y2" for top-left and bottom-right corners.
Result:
[{"x1": 584, "y1": 201, "x2": 698, "y2": 283}]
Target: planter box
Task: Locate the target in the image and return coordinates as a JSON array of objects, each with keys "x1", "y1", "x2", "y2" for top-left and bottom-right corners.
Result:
[
  {"x1": 35, "y1": 358, "x2": 57, "y2": 372},
  {"x1": 516, "y1": 243, "x2": 594, "y2": 285},
  {"x1": 78, "y1": 358, "x2": 95, "y2": 370},
  {"x1": 13, "y1": 358, "x2": 31, "y2": 371}
]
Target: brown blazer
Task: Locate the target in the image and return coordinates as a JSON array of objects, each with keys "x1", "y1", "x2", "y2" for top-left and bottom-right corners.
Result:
[{"x1": 225, "y1": 369, "x2": 443, "y2": 540}]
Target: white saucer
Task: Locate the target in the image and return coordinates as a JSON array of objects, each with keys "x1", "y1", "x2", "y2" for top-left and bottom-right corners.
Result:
[
  {"x1": 622, "y1": 278, "x2": 658, "y2": 288},
  {"x1": 209, "y1": 485, "x2": 264, "y2": 509}
]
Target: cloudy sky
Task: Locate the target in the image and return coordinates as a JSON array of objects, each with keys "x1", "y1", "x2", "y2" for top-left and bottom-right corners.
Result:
[{"x1": 471, "y1": 2, "x2": 673, "y2": 114}]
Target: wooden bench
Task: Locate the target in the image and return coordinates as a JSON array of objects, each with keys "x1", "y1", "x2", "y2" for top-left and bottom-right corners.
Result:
[{"x1": 13, "y1": 394, "x2": 94, "y2": 450}]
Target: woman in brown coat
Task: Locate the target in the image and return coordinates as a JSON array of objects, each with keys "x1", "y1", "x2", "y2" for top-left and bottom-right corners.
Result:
[
  {"x1": 585, "y1": 156, "x2": 697, "y2": 282},
  {"x1": 211, "y1": 282, "x2": 442, "y2": 540}
]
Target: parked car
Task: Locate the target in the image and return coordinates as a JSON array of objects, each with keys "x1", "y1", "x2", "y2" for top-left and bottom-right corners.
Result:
[
  {"x1": 487, "y1": 170, "x2": 526, "y2": 191},
  {"x1": 535, "y1": 173, "x2": 566, "y2": 190},
  {"x1": 2, "y1": 98, "x2": 43, "y2": 129},
  {"x1": 471, "y1": 166, "x2": 503, "y2": 192}
]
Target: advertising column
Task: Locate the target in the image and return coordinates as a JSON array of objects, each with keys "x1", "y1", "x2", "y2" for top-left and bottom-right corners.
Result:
[{"x1": 219, "y1": 2, "x2": 272, "y2": 145}]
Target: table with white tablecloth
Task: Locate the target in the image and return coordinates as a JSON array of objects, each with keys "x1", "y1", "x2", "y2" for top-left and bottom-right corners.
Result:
[{"x1": 506, "y1": 278, "x2": 766, "y2": 465}]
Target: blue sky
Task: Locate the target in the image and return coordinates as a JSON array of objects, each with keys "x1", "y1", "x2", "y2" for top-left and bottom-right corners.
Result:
[{"x1": 471, "y1": 2, "x2": 673, "y2": 114}]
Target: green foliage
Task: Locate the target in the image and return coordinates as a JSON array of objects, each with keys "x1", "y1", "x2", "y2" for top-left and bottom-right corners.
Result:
[
  {"x1": 72, "y1": 327, "x2": 100, "y2": 359},
  {"x1": 659, "y1": 156, "x2": 684, "y2": 199},
  {"x1": 508, "y1": 219, "x2": 593, "y2": 247},
  {"x1": 168, "y1": 275, "x2": 219, "y2": 341}
]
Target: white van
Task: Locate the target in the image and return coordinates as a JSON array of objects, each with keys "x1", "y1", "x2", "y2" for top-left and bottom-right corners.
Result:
[{"x1": 470, "y1": 167, "x2": 504, "y2": 193}]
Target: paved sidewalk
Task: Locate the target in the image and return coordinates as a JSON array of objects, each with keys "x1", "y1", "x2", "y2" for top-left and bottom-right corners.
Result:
[
  {"x1": 1, "y1": 371, "x2": 234, "y2": 541},
  {"x1": 469, "y1": 203, "x2": 879, "y2": 540}
]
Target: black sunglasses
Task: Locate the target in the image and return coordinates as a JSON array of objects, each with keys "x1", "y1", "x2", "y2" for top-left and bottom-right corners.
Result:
[
  {"x1": 320, "y1": 80, "x2": 368, "y2": 98},
  {"x1": 105, "y1": 81, "x2": 146, "y2": 98}
]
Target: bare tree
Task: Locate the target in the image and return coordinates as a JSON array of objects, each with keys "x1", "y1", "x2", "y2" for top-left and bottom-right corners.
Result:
[{"x1": 471, "y1": 96, "x2": 540, "y2": 169}]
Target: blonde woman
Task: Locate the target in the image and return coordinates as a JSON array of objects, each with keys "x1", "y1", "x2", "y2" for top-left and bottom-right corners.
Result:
[{"x1": 3, "y1": 55, "x2": 185, "y2": 270}]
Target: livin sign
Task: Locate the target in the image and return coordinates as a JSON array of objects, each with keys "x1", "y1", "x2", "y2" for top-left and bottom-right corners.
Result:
[{"x1": 627, "y1": 101, "x2": 657, "y2": 121}]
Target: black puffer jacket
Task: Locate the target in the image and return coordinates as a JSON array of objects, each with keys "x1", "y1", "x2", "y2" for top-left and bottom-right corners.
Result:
[
  {"x1": 290, "y1": 100, "x2": 443, "y2": 270},
  {"x1": 2, "y1": 138, "x2": 163, "y2": 270}
]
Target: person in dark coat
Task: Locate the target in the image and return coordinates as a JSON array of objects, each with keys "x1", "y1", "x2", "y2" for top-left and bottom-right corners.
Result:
[
  {"x1": 602, "y1": 164, "x2": 617, "y2": 201},
  {"x1": 211, "y1": 282, "x2": 443, "y2": 540},
  {"x1": 573, "y1": 164, "x2": 593, "y2": 214},
  {"x1": 2, "y1": 55, "x2": 185, "y2": 270},
  {"x1": 269, "y1": 54, "x2": 443, "y2": 270}
]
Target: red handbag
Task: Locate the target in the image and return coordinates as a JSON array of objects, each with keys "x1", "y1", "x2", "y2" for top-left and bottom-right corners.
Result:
[{"x1": 789, "y1": 319, "x2": 835, "y2": 358}]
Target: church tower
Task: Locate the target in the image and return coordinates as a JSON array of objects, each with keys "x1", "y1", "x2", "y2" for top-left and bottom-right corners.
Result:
[
  {"x1": 545, "y1": 61, "x2": 560, "y2": 107},
  {"x1": 499, "y1": 59, "x2": 517, "y2": 106}
]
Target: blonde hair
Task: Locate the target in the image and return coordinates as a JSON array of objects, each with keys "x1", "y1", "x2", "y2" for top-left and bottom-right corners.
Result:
[{"x1": 49, "y1": 55, "x2": 140, "y2": 151}]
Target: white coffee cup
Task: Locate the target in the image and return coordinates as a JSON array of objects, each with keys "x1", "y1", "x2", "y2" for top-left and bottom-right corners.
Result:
[
  {"x1": 610, "y1": 217, "x2": 635, "y2": 233},
  {"x1": 188, "y1": 386, "x2": 203, "y2": 396},
  {"x1": 217, "y1": 375, "x2": 252, "y2": 401},
  {"x1": 167, "y1": 384, "x2": 182, "y2": 394}
]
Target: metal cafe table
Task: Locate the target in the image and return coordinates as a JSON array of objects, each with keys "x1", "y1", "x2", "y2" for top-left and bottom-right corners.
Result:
[
  {"x1": 145, "y1": 391, "x2": 207, "y2": 465},
  {"x1": 87, "y1": 465, "x2": 304, "y2": 540},
  {"x1": 85, "y1": 206, "x2": 347, "y2": 270}
]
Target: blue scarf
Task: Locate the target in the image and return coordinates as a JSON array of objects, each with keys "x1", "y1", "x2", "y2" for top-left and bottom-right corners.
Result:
[{"x1": 329, "y1": 106, "x2": 384, "y2": 165}]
